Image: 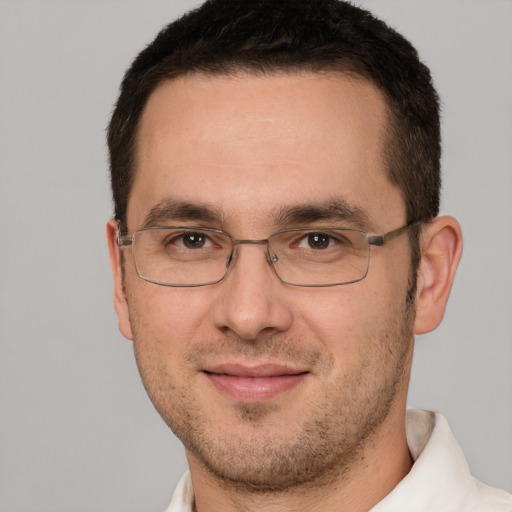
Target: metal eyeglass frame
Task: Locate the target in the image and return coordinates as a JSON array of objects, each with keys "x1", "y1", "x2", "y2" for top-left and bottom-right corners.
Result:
[{"x1": 117, "y1": 221, "x2": 419, "y2": 287}]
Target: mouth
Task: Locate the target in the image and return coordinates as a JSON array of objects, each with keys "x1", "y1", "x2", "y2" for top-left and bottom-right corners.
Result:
[{"x1": 203, "y1": 363, "x2": 309, "y2": 403}]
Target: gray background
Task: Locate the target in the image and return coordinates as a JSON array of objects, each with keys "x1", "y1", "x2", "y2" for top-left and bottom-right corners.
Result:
[{"x1": 0, "y1": 1, "x2": 511, "y2": 511}]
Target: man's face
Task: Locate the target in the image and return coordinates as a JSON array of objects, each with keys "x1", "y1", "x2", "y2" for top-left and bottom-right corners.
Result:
[{"x1": 113, "y1": 72, "x2": 415, "y2": 490}]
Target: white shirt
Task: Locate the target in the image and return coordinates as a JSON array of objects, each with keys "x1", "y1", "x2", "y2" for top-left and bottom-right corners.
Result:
[{"x1": 164, "y1": 410, "x2": 512, "y2": 512}]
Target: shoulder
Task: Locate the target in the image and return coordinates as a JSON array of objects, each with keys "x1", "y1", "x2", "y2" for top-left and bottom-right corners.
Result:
[{"x1": 464, "y1": 478, "x2": 512, "y2": 511}]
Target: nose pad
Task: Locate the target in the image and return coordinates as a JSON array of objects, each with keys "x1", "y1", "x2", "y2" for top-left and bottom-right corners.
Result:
[{"x1": 225, "y1": 240, "x2": 274, "y2": 273}]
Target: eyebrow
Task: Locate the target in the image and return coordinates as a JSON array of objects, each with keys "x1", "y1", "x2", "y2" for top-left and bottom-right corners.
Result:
[
  {"x1": 271, "y1": 198, "x2": 372, "y2": 230},
  {"x1": 142, "y1": 199, "x2": 225, "y2": 228},
  {"x1": 141, "y1": 196, "x2": 372, "y2": 231}
]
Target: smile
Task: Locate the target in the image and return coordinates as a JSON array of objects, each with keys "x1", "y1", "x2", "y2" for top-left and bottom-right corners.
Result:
[{"x1": 203, "y1": 364, "x2": 309, "y2": 402}]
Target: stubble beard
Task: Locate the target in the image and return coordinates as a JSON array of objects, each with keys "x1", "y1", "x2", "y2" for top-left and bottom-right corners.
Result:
[{"x1": 130, "y1": 290, "x2": 415, "y2": 495}]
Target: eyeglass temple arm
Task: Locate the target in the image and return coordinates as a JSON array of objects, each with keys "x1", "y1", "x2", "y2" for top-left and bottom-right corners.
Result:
[
  {"x1": 116, "y1": 225, "x2": 133, "y2": 247},
  {"x1": 118, "y1": 237, "x2": 133, "y2": 247},
  {"x1": 368, "y1": 222, "x2": 419, "y2": 247},
  {"x1": 115, "y1": 220, "x2": 133, "y2": 247}
]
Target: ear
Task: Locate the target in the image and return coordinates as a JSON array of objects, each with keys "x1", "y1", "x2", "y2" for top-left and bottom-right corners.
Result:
[
  {"x1": 106, "y1": 218, "x2": 134, "y2": 340},
  {"x1": 414, "y1": 216, "x2": 463, "y2": 335}
]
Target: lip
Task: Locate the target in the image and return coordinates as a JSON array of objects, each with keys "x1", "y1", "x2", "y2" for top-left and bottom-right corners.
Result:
[{"x1": 203, "y1": 363, "x2": 309, "y2": 402}]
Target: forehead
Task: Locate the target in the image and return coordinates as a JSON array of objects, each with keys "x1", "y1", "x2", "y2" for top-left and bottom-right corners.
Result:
[{"x1": 130, "y1": 71, "x2": 404, "y2": 232}]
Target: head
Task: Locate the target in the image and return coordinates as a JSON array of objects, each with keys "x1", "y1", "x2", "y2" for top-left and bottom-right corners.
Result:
[{"x1": 107, "y1": 0, "x2": 462, "y2": 497}]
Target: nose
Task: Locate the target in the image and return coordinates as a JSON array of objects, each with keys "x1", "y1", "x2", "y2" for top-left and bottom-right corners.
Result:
[{"x1": 211, "y1": 242, "x2": 294, "y2": 340}]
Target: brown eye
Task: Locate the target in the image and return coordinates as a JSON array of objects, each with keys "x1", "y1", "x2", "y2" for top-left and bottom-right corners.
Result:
[
  {"x1": 182, "y1": 233, "x2": 207, "y2": 249},
  {"x1": 307, "y1": 233, "x2": 330, "y2": 249}
]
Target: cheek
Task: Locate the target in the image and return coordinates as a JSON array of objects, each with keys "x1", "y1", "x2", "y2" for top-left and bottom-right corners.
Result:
[
  {"x1": 295, "y1": 289, "x2": 368, "y2": 377},
  {"x1": 298, "y1": 285, "x2": 375, "y2": 337},
  {"x1": 296, "y1": 273, "x2": 409, "y2": 355},
  {"x1": 126, "y1": 280, "x2": 214, "y2": 358},
  {"x1": 127, "y1": 287, "x2": 215, "y2": 408}
]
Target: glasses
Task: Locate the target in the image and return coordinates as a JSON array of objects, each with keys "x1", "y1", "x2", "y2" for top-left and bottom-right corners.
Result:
[{"x1": 118, "y1": 223, "x2": 416, "y2": 287}]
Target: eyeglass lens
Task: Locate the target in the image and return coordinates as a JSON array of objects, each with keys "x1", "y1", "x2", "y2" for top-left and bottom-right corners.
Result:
[{"x1": 130, "y1": 227, "x2": 371, "y2": 287}]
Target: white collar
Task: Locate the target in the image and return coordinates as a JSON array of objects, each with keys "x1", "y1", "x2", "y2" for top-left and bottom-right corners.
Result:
[{"x1": 372, "y1": 410, "x2": 511, "y2": 511}]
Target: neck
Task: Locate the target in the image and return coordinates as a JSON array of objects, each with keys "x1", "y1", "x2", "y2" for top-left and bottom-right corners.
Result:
[{"x1": 188, "y1": 407, "x2": 412, "y2": 512}]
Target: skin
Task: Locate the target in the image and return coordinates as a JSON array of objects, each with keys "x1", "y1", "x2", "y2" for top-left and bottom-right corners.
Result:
[{"x1": 107, "y1": 71, "x2": 462, "y2": 512}]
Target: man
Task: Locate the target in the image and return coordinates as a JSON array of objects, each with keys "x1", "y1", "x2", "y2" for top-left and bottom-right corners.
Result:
[{"x1": 106, "y1": 1, "x2": 512, "y2": 510}]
